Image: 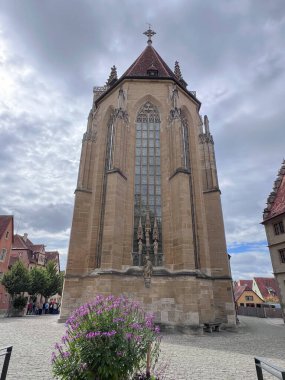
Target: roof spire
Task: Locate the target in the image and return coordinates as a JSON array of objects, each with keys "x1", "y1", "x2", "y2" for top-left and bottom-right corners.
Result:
[
  {"x1": 106, "y1": 65, "x2": 118, "y2": 87},
  {"x1": 143, "y1": 25, "x2": 156, "y2": 46},
  {"x1": 174, "y1": 61, "x2": 182, "y2": 80},
  {"x1": 174, "y1": 60, "x2": 188, "y2": 88}
]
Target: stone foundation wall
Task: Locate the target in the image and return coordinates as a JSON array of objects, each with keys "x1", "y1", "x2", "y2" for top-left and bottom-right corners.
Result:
[{"x1": 60, "y1": 272, "x2": 235, "y2": 330}]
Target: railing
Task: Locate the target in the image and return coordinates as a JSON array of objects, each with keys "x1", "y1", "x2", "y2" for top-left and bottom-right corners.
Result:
[
  {"x1": 255, "y1": 357, "x2": 285, "y2": 379},
  {"x1": 0, "y1": 346, "x2": 13, "y2": 380}
]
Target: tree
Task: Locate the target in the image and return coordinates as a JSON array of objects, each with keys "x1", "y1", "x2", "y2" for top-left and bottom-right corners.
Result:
[
  {"x1": 42, "y1": 261, "x2": 62, "y2": 300},
  {"x1": 29, "y1": 267, "x2": 48, "y2": 298},
  {"x1": 1, "y1": 261, "x2": 30, "y2": 313},
  {"x1": 1, "y1": 260, "x2": 30, "y2": 297}
]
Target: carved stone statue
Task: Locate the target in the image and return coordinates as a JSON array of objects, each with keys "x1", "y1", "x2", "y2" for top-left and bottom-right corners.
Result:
[
  {"x1": 143, "y1": 255, "x2": 153, "y2": 279},
  {"x1": 138, "y1": 239, "x2": 143, "y2": 255},
  {"x1": 153, "y1": 240, "x2": 158, "y2": 255}
]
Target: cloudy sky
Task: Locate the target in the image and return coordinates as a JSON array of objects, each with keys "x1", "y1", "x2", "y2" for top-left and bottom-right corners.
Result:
[{"x1": 0, "y1": 0, "x2": 284, "y2": 279}]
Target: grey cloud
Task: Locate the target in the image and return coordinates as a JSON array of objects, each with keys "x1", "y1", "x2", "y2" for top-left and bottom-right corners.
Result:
[
  {"x1": 1, "y1": 0, "x2": 284, "y2": 274},
  {"x1": 231, "y1": 252, "x2": 273, "y2": 280}
]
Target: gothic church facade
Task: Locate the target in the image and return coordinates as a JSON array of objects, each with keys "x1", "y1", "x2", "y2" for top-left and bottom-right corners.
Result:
[{"x1": 60, "y1": 29, "x2": 236, "y2": 330}]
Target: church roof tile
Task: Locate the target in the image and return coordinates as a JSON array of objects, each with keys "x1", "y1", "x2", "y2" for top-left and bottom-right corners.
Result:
[{"x1": 122, "y1": 45, "x2": 176, "y2": 79}]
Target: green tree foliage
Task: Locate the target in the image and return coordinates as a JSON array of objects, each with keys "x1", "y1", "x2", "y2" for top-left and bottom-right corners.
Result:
[
  {"x1": 1, "y1": 260, "x2": 62, "y2": 301},
  {"x1": 1, "y1": 260, "x2": 30, "y2": 297},
  {"x1": 42, "y1": 261, "x2": 62, "y2": 299},
  {"x1": 29, "y1": 267, "x2": 48, "y2": 297}
]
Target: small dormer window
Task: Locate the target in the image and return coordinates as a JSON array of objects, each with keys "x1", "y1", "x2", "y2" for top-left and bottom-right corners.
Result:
[
  {"x1": 147, "y1": 63, "x2": 158, "y2": 77},
  {"x1": 147, "y1": 69, "x2": 158, "y2": 77}
]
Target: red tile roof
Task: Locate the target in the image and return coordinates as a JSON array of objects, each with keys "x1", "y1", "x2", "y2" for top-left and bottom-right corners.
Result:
[
  {"x1": 254, "y1": 277, "x2": 281, "y2": 300},
  {"x1": 263, "y1": 160, "x2": 285, "y2": 221},
  {"x1": 45, "y1": 251, "x2": 59, "y2": 262},
  {"x1": 31, "y1": 244, "x2": 45, "y2": 252},
  {"x1": 122, "y1": 45, "x2": 177, "y2": 79},
  {"x1": 234, "y1": 285, "x2": 246, "y2": 301},
  {"x1": 238, "y1": 280, "x2": 253, "y2": 290},
  {"x1": 0, "y1": 215, "x2": 13, "y2": 240},
  {"x1": 13, "y1": 234, "x2": 30, "y2": 249}
]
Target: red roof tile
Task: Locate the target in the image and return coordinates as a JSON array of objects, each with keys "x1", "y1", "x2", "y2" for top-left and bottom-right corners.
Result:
[
  {"x1": 267, "y1": 175, "x2": 285, "y2": 219},
  {"x1": 31, "y1": 244, "x2": 45, "y2": 253},
  {"x1": 234, "y1": 285, "x2": 246, "y2": 301},
  {"x1": 263, "y1": 161, "x2": 285, "y2": 221},
  {"x1": 45, "y1": 251, "x2": 59, "y2": 262},
  {"x1": 13, "y1": 235, "x2": 29, "y2": 249},
  {"x1": 122, "y1": 45, "x2": 176, "y2": 79},
  {"x1": 0, "y1": 215, "x2": 13, "y2": 240},
  {"x1": 238, "y1": 280, "x2": 253, "y2": 290},
  {"x1": 254, "y1": 277, "x2": 281, "y2": 300}
]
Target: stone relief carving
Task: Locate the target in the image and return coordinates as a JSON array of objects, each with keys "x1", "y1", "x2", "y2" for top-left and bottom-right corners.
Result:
[{"x1": 143, "y1": 255, "x2": 153, "y2": 288}]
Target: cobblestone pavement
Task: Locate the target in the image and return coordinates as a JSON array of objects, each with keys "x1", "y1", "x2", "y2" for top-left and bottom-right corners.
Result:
[{"x1": 0, "y1": 315, "x2": 284, "y2": 379}]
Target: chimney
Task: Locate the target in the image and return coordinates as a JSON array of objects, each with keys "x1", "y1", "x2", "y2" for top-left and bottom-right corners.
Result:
[{"x1": 23, "y1": 233, "x2": 28, "y2": 242}]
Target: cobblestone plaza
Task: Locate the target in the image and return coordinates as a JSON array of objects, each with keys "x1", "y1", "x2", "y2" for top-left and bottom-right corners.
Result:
[{"x1": 0, "y1": 315, "x2": 285, "y2": 379}]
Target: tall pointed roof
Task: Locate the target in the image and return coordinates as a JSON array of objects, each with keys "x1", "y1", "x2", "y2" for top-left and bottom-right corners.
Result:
[
  {"x1": 122, "y1": 44, "x2": 177, "y2": 79},
  {"x1": 94, "y1": 28, "x2": 200, "y2": 108}
]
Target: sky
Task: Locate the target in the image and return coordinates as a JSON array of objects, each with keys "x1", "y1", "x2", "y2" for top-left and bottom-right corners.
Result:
[{"x1": 0, "y1": 0, "x2": 284, "y2": 280}]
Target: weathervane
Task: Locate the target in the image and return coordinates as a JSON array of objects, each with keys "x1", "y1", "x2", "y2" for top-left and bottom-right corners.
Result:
[{"x1": 143, "y1": 24, "x2": 156, "y2": 45}]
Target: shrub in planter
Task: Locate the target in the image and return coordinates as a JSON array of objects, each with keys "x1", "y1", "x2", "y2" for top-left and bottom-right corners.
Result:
[{"x1": 52, "y1": 295, "x2": 161, "y2": 380}]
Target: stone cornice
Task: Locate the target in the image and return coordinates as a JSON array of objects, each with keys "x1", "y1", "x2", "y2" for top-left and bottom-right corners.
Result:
[{"x1": 65, "y1": 268, "x2": 232, "y2": 281}]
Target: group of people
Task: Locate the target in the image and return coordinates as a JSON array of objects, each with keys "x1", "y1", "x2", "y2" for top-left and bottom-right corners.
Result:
[{"x1": 26, "y1": 300, "x2": 60, "y2": 315}]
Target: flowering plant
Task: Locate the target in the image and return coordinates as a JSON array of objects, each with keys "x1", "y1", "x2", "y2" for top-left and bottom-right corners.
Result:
[{"x1": 52, "y1": 295, "x2": 161, "y2": 380}]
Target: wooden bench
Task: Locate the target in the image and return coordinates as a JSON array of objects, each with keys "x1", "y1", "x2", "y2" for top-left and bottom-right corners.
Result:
[
  {"x1": 203, "y1": 322, "x2": 222, "y2": 333},
  {"x1": 254, "y1": 357, "x2": 285, "y2": 379},
  {"x1": 0, "y1": 346, "x2": 12, "y2": 380}
]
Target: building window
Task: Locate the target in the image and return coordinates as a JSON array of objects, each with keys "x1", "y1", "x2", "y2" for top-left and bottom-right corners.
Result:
[
  {"x1": 279, "y1": 248, "x2": 285, "y2": 263},
  {"x1": 0, "y1": 248, "x2": 7, "y2": 262},
  {"x1": 245, "y1": 296, "x2": 253, "y2": 301},
  {"x1": 147, "y1": 69, "x2": 158, "y2": 77},
  {"x1": 273, "y1": 221, "x2": 284, "y2": 235},
  {"x1": 5, "y1": 231, "x2": 9, "y2": 239},
  {"x1": 133, "y1": 102, "x2": 162, "y2": 266}
]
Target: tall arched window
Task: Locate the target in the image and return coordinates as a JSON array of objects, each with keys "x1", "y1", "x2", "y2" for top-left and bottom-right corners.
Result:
[{"x1": 133, "y1": 102, "x2": 162, "y2": 266}]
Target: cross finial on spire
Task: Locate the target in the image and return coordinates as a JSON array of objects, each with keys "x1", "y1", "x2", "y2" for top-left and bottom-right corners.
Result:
[{"x1": 143, "y1": 25, "x2": 156, "y2": 46}]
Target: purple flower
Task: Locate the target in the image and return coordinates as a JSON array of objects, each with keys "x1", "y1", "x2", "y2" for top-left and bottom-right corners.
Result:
[
  {"x1": 126, "y1": 332, "x2": 133, "y2": 340},
  {"x1": 113, "y1": 317, "x2": 125, "y2": 323},
  {"x1": 61, "y1": 335, "x2": 69, "y2": 344},
  {"x1": 51, "y1": 352, "x2": 57, "y2": 363},
  {"x1": 86, "y1": 331, "x2": 101, "y2": 339},
  {"x1": 130, "y1": 322, "x2": 142, "y2": 330},
  {"x1": 54, "y1": 343, "x2": 63, "y2": 351},
  {"x1": 154, "y1": 326, "x2": 160, "y2": 334},
  {"x1": 62, "y1": 351, "x2": 71, "y2": 358}
]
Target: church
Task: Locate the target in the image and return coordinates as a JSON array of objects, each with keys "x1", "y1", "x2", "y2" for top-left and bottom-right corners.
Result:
[{"x1": 60, "y1": 28, "x2": 236, "y2": 331}]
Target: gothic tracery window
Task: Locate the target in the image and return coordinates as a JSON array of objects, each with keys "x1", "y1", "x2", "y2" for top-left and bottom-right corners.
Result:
[{"x1": 133, "y1": 102, "x2": 162, "y2": 266}]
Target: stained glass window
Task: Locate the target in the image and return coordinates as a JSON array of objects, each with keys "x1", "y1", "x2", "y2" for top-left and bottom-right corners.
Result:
[{"x1": 133, "y1": 102, "x2": 162, "y2": 261}]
